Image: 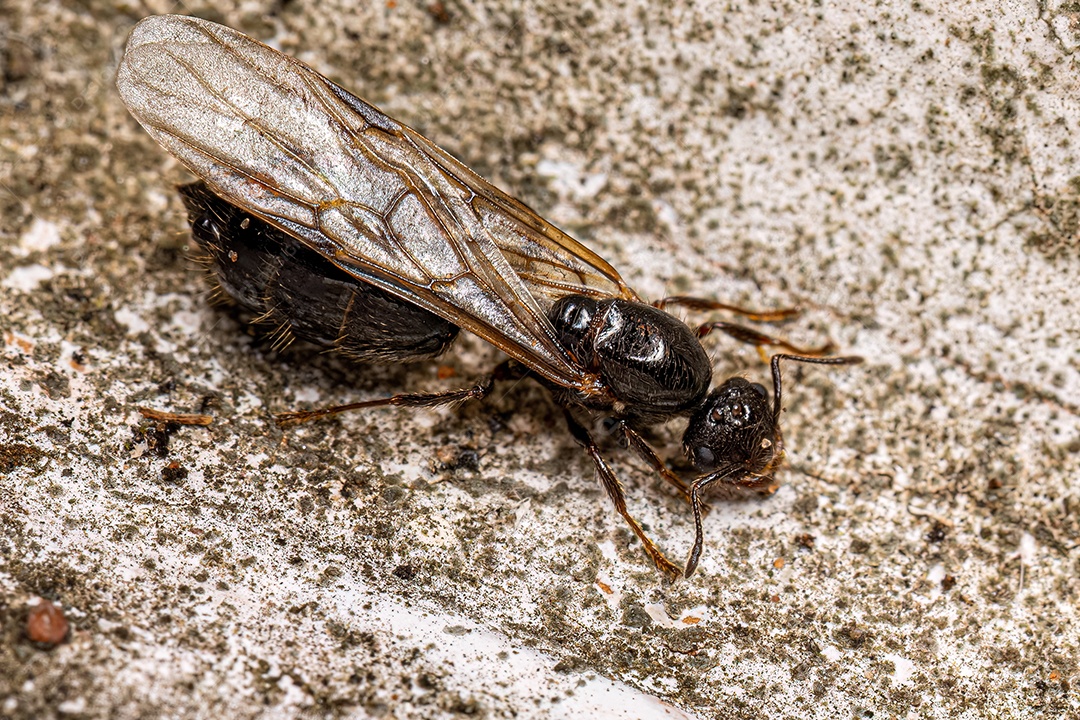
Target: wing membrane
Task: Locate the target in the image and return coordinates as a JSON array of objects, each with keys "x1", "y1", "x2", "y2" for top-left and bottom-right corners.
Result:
[{"x1": 117, "y1": 14, "x2": 635, "y2": 390}]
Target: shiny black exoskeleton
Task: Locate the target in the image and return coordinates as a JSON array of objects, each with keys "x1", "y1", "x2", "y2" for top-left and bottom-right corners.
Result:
[
  {"x1": 547, "y1": 296, "x2": 850, "y2": 575},
  {"x1": 683, "y1": 377, "x2": 773, "y2": 474},
  {"x1": 549, "y1": 296, "x2": 712, "y2": 421}
]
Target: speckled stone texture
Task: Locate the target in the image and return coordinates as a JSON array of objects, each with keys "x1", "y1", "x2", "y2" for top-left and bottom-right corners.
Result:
[{"x1": 1, "y1": 1, "x2": 1077, "y2": 718}]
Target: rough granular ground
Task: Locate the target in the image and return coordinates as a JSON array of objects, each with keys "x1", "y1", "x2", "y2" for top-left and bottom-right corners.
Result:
[{"x1": 1, "y1": 1, "x2": 1077, "y2": 718}]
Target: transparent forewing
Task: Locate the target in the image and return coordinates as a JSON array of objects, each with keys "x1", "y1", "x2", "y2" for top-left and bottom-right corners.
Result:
[
  {"x1": 401, "y1": 129, "x2": 637, "y2": 304},
  {"x1": 116, "y1": 14, "x2": 634, "y2": 389}
]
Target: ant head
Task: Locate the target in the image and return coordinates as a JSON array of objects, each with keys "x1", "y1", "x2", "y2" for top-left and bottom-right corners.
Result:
[
  {"x1": 682, "y1": 376, "x2": 779, "y2": 479},
  {"x1": 681, "y1": 353, "x2": 863, "y2": 577}
]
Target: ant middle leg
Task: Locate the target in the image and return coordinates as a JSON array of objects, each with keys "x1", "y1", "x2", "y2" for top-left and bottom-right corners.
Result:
[{"x1": 697, "y1": 321, "x2": 835, "y2": 363}]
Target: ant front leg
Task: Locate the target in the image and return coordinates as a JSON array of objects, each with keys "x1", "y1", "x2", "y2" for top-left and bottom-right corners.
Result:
[
  {"x1": 654, "y1": 296, "x2": 801, "y2": 323},
  {"x1": 563, "y1": 410, "x2": 681, "y2": 579},
  {"x1": 697, "y1": 321, "x2": 835, "y2": 363},
  {"x1": 617, "y1": 423, "x2": 692, "y2": 500},
  {"x1": 276, "y1": 360, "x2": 515, "y2": 426},
  {"x1": 615, "y1": 423, "x2": 712, "y2": 515}
]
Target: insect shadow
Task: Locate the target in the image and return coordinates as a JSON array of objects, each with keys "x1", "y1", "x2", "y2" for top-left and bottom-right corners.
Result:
[{"x1": 119, "y1": 14, "x2": 862, "y2": 578}]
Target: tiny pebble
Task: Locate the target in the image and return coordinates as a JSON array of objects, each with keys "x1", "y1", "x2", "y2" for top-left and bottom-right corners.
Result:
[{"x1": 26, "y1": 599, "x2": 69, "y2": 646}]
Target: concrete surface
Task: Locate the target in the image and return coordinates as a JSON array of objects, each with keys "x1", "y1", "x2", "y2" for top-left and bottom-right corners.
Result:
[{"x1": 1, "y1": 0, "x2": 1078, "y2": 718}]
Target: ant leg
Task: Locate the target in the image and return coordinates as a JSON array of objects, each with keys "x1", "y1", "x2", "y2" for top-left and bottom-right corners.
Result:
[
  {"x1": 654, "y1": 296, "x2": 800, "y2": 323},
  {"x1": 563, "y1": 410, "x2": 681, "y2": 579},
  {"x1": 697, "y1": 321, "x2": 835, "y2": 363},
  {"x1": 276, "y1": 379, "x2": 494, "y2": 426},
  {"x1": 276, "y1": 361, "x2": 513, "y2": 427},
  {"x1": 617, "y1": 424, "x2": 713, "y2": 514}
]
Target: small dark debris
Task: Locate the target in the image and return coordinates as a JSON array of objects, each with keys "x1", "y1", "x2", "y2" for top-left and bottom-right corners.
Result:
[
  {"x1": 392, "y1": 564, "x2": 416, "y2": 580},
  {"x1": 926, "y1": 522, "x2": 949, "y2": 543},
  {"x1": 133, "y1": 422, "x2": 176, "y2": 458},
  {"x1": 3, "y1": 37, "x2": 37, "y2": 83},
  {"x1": 427, "y1": 2, "x2": 451, "y2": 24},
  {"x1": 790, "y1": 658, "x2": 813, "y2": 680},
  {"x1": 37, "y1": 369, "x2": 71, "y2": 399},
  {"x1": 435, "y1": 446, "x2": 482, "y2": 472},
  {"x1": 415, "y1": 672, "x2": 442, "y2": 690},
  {"x1": 553, "y1": 656, "x2": 587, "y2": 674},
  {"x1": 839, "y1": 624, "x2": 870, "y2": 648},
  {"x1": 134, "y1": 406, "x2": 214, "y2": 458},
  {"x1": 380, "y1": 485, "x2": 406, "y2": 505},
  {"x1": 941, "y1": 574, "x2": 957, "y2": 592},
  {"x1": 161, "y1": 461, "x2": 189, "y2": 483},
  {"x1": 849, "y1": 538, "x2": 871, "y2": 554},
  {"x1": 455, "y1": 449, "x2": 481, "y2": 471},
  {"x1": 440, "y1": 693, "x2": 481, "y2": 715},
  {"x1": 795, "y1": 533, "x2": 816, "y2": 549},
  {"x1": 620, "y1": 600, "x2": 653, "y2": 628}
]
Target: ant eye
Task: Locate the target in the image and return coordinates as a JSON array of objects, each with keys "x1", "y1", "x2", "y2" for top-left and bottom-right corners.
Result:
[
  {"x1": 711, "y1": 401, "x2": 751, "y2": 428},
  {"x1": 751, "y1": 382, "x2": 767, "y2": 397},
  {"x1": 694, "y1": 446, "x2": 715, "y2": 469}
]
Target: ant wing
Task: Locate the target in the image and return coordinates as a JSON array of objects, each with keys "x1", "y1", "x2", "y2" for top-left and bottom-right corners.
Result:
[
  {"x1": 116, "y1": 14, "x2": 634, "y2": 392},
  {"x1": 405, "y1": 130, "x2": 638, "y2": 306}
]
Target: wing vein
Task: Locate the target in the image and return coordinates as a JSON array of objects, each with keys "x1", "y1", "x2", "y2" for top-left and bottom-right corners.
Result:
[{"x1": 159, "y1": 47, "x2": 335, "y2": 200}]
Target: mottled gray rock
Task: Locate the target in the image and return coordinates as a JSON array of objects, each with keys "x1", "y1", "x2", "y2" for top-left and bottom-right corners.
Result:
[{"x1": 1, "y1": 1, "x2": 1077, "y2": 719}]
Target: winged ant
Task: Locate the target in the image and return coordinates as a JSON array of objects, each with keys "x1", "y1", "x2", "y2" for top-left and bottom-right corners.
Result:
[{"x1": 118, "y1": 15, "x2": 861, "y2": 578}]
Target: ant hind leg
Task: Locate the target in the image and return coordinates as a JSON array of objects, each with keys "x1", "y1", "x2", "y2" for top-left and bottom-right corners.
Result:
[
  {"x1": 654, "y1": 296, "x2": 801, "y2": 323},
  {"x1": 276, "y1": 360, "x2": 515, "y2": 427}
]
